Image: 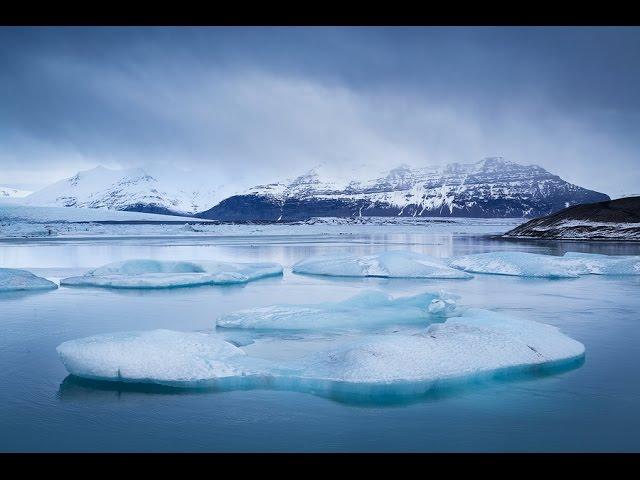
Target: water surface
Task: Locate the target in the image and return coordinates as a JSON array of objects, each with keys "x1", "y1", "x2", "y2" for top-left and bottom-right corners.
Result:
[{"x1": 1, "y1": 231, "x2": 639, "y2": 452}]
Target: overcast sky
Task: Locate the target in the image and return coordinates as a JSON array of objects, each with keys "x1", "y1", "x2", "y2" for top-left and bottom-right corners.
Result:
[{"x1": 1, "y1": 27, "x2": 639, "y2": 197}]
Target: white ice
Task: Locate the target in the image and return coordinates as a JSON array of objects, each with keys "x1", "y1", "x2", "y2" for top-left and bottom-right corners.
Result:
[
  {"x1": 0, "y1": 268, "x2": 58, "y2": 292},
  {"x1": 561, "y1": 252, "x2": 640, "y2": 275},
  {"x1": 60, "y1": 259, "x2": 283, "y2": 289},
  {"x1": 57, "y1": 309, "x2": 584, "y2": 393},
  {"x1": 448, "y1": 251, "x2": 640, "y2": 278},
  {"x1": 292, "y1": 251, "x2": 472, "y2": 279},
  {"x1": 56, "y1": 330, "x2": 254, "y2": 386},
  {"x1": 217, "y1": 290, "x2": 459, "y2": 331},
  {"x1": 297, "y1": 309, "x2": 585, "y2": 384}
]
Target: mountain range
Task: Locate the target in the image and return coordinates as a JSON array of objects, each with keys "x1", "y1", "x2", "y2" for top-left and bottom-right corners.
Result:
[
  {"x1": 19, "y1": 158, "x2": 610, "y2": 220},
  {"x1": 197, "y1": 157, "x2": 609, "y2": 221}
]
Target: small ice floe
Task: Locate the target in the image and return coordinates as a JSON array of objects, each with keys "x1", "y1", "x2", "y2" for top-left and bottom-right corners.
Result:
[
  {"x1": 60, "y1": 259, "x2": 283, "y2": 289},
  {"x1": 0, "y1": 268, "x2": 58, "y2": 292},
  {"x1": 292, "y1": 251, "x2": 472, "y2": 279},
  {"x1": 448, "y1": 251, "x2": 640, "y2": 278},
  {"x1": 217, "y1": 290, "x2": 460, "y2": 331}
]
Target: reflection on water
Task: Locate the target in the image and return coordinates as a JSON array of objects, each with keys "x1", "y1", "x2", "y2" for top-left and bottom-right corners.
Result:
[
  {"x1": 2, "y1": 233, "x2": 638, "y2": 272},
  {"x1": 58, "y1": 354, "x2": 586, "y2": 408}
]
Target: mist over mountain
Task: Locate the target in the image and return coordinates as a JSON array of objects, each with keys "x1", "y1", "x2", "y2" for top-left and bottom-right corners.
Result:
[{"x1": 23, "y1": 165, "x2": 230, "y2": 216}]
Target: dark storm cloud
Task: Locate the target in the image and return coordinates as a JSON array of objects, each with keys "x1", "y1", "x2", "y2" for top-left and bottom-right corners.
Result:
[{"x1": 1, "y1": 27, "x2": 639, "y2": 196}]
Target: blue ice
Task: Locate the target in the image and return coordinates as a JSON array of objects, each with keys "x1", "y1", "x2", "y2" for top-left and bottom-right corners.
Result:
[
  {"x1": 292, "y1": 251, "x2": 472, "y2": 279},
  {"x1": 60, "y1": 259, "x2": 283, "y2": 289},
  {"x1": 448, "y1": 251, "x2": 640, "y2": 278},
  {"x1": 0, "y1": 268, "x2": 58, "y2": 292},
  {"x1": 217, "y1": 290, "x2": 460, "y2": 331}
]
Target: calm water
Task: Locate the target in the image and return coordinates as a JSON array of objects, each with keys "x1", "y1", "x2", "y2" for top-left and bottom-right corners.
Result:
[{"x1": 1, "y1": 232, "x2": 640, "y2": 452}]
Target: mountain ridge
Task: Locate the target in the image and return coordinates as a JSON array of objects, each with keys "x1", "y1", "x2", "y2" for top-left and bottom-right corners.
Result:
[{"x1": 198, "y1": 157, "x2": 610, "y2": 221}]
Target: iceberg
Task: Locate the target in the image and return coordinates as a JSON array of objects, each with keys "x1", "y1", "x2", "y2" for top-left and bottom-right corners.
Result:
[
  {"x1": 56, "y1": 330, "x2": 254, "y2": 386},
  {"x1": 297, "y1": 309, "x2": 585, "y2": 385},
  {"x1": 0, "y1": 268, "x2": 58, "y2": 292},
  {"x1": 57, "y1": 310, "x2": 584, "y2": 397},
  {"x1": 217, "y1": 290, "x2": 460, "y2": 331},
  {"x1": 448, "y1": 251, "x2": 640, "y2": 278},
  {"x1": 292, "y1": 251, "x2": 472, "y2": 279},
  {"x1": 561, "y1": 252, "x2": 640, "y2": 275},
  {"x1": 60, "y1": 259, "x2": 283, "y2": 289}
]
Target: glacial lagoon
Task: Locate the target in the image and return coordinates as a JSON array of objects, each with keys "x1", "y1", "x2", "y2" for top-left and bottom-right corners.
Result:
[{"x1": 1, "y1": 226, "x2": 640, "y2": 452}]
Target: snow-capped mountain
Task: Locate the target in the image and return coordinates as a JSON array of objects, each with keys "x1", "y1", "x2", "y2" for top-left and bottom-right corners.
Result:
[
  {"x1": 0, "y1": 186, "x2": 32, "y2": 200},
  {"x1": 24, "y1": 166, "x2": 226, "y2": 216},
  {"x1": 197, "y1": 157, "x2": 610, "y2": 221}
]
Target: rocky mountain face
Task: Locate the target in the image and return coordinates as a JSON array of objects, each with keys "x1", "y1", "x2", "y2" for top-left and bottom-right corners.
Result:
[{"x1": 197, "y1": 157, "x2": 610, "y2": 221}]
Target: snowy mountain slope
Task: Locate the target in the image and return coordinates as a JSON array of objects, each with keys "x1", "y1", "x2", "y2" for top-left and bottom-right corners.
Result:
[
  {"x1": 198, "y1": 157, "x2": 610, "y2": 221},
  {"x1": 0, "y1": 186, "x2": 32, "y2": 200},
  {"x1": 24, "y1": 166, "x2": 226, "y2": 216}
]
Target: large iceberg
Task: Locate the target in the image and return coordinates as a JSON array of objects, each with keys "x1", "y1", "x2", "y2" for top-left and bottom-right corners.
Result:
[
  {"x1": 217, "y1": 290, "x2": 459, "y2": 331},
  {"x1": 0, "y1": 268, "x2": 58, "y2": 292},
  {"x1": 292, "y1": 251, "x2": 472, "y2": 279},
  {"x1": 448, "y1": 251, "x2": 640, "y2": 278},
  {"x1": 57, "y1": 310, "x2": 584, "y2": 397},
  {"x1": 60, "y1": 259, "x2": 283, "y2": 289}
]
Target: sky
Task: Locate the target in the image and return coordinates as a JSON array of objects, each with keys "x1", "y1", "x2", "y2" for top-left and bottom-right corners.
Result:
[{"x1": 1, "y1": 27, "x2": 639, "y2": 197}]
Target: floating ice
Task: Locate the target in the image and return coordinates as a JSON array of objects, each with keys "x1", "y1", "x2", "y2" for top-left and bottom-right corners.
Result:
[
  {"x1": 0, "y1": 268, "x2": 58, "y2": 292},
  {"x1": 58, "y1": 310, "x2": 584, "y2": 396},
  {"x1": 60, "y1": 259, "x2": 283, "y2": 289},
  {"x1": 448, "y1": 251, "x2": 640, "y2": 278},
  {"x1": 297, "y1": 309, "x2": 585, "y2": 385},
  {"x1": 292, "y1": 251, "x2": 472, "y2": 279},
  {"x1": 57, "y1": 330, "x2": 254, "y2": 386},
  {"x1": 561, "y1": 252, "x2": 640, "y2": 275},
  {"x1": 217, "y1": 290, "x2": 459, "y2": 331}
]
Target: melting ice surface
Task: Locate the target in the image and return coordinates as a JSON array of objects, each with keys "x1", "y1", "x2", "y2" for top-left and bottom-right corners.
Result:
[
  {"x1": 217, "y1": 290, "x2": 459, "y2": 331},
  {"x1": 292, "y1": 251, "x2": 472, "y2": 279},
  {"x1": 449, "y1": 251, "x2": 640, "y2": 278},
  {"x1": 57, "y1": 306, "x2": 585, "y2": 397},
  {"x1": 60, "y1": 259, "x2": 283, "y2": 289},
  {"x1": 0, "y1": 268, "x2": 57, "y2": 292}
]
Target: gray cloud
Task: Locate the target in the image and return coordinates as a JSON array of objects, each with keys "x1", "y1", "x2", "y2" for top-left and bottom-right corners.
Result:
[{"x1": 1, "y1": 27, "x2": 639, "y2": 197}]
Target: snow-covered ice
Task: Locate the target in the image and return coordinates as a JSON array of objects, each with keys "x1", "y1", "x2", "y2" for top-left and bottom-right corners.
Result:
[
  {"x1": 293, "y1": 251, "x2": 472, "y2": 279},
  {"x1": 0, "y1": 268, "x2": 58, "y2": 292},
  {"x1": 57, "y1": 309, "x2": 585, "y2": 394},
  {"x1": 561, "y1": 252, "x2": 640, "y2": 275},
  {"x1": 296, "y1": 309, "x2": 585, "y2": 385},
  {"x1": 448, "y1": 251, "x2": 640, "y2": 278},
  {"x1": 60, "y1": 259, "x2": 283, "y2": 289},
  {"x1": 217, "y1": 290, "x2": 459, "y2": 331},
  {"x1": 56, "y1": 330, "x2": 253, "y2": 386}
]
